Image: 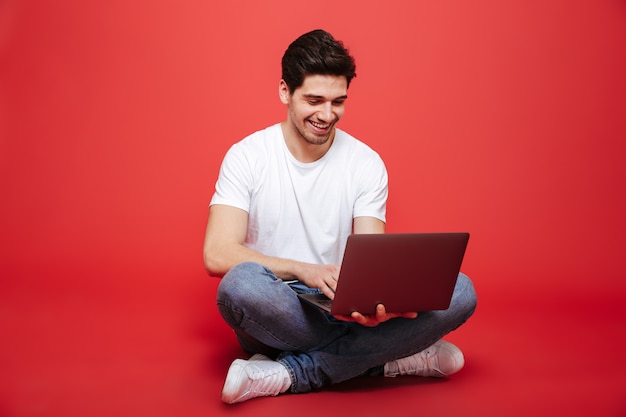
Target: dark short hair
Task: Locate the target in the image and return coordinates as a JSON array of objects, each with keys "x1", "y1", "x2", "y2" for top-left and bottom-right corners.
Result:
[{"x1": 281, "y1": 29, "x2": 357, "y2": 93}]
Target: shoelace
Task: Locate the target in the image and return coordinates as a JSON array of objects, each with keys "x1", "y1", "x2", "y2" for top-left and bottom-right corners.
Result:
[
  {"x1": 397, "y1": 347, "x2": 440, "y2": 376},
  {"x1": 245, "y1": 362, "x2": 289, "y2": 395}
]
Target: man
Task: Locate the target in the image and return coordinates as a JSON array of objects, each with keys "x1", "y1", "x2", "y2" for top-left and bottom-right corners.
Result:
[{"x1": 203, "y1": 29, "x2": 477, "y2": 404}]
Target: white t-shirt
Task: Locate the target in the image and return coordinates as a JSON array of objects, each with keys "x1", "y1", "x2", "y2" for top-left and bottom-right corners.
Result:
[{"x1": 210, "y1": 123, "x2": 388, "y2": 265}]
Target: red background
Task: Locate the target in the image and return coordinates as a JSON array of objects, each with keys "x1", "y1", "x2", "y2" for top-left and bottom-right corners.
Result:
[{"x1": 1, "y1": 1, "x2": 625, "y2": 416}]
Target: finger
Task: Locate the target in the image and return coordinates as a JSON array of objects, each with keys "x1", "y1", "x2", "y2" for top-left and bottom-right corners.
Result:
[
  {"x1": 351, "y1": 311, "x2": 366, "y2": 324},
  {"x1": 326, "y1": 275, "x2": 338, "y2": 292},
  {"x1": 375, "y1": 304, "x2": 387, "y2": 321},
  {"x1": 321, "y1": 286, "x2": 335, "y2": 300}
]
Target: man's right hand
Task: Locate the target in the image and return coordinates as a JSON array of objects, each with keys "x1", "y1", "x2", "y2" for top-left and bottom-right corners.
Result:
[{"x1": 294, "y1": 263, "x2": 341, "y2": 300}]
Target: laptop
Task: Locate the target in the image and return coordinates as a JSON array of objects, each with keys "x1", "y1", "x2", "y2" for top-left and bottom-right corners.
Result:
[{"x1": 297, "y1": 232, "x2": 469, "y2": 316}]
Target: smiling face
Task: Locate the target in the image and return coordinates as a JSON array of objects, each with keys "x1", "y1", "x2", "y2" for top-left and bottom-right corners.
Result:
[{"x1": 279, "y1": 74, "x2": 348, "y2": 161}]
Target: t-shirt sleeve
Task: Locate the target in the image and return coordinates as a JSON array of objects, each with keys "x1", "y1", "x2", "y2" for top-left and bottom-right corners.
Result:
[
  {"x1": 209, "y1": 143, "x2": 253, "y2": 212},
  {"x1": 353, "y1": 152, "x2": 388, "y2": 222}
]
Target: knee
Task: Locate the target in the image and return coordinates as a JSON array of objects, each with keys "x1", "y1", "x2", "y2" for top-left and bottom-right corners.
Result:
[
  {"x1": 217, "y1": 262, "x2": 275, "y2": 304},
  {"x1": 453, "y1": 272, "x2": 477, "y2": 319},
  {"x1": 218, "y1": 262, "x2": 268, "y2": 301},
  {"x1": 224, "y1": 261, "x2": 270, "y2": 282}
]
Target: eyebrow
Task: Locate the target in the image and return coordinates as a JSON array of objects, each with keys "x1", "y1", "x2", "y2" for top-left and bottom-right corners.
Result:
[{"x1": 302, "y1": 93, "x2": 348, "y2": 101}]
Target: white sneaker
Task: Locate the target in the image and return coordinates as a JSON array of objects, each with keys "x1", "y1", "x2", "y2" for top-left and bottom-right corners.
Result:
[
  {"x1": 384, "y1": 340, "x2": 465, "y2": 377},
  {"x1": 221, "y1": 354, "x2": 292, "y2": 404}
]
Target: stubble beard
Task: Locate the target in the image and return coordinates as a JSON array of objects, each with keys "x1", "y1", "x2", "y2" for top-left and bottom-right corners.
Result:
[{"x1": 296, "y1": 121, "x2": 335, "y2": 147}]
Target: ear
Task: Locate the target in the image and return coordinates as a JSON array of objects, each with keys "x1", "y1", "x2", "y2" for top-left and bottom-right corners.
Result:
[{"x1": 278, "y1": 80, "x2": 290, "y2": 104}]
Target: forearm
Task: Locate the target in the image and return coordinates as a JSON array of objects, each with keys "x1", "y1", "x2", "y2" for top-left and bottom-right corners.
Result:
[{"x1": 203, "y1": 241, "x2": 306, "y2": 279}]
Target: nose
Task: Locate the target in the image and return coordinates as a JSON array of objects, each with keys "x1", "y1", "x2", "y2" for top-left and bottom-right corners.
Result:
[{"x1": 318, "y1": 102, "x2": 333, "y2": 122}]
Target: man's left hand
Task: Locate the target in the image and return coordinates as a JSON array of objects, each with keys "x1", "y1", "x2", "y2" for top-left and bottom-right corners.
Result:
[{"x1": 334, "y1": 304, "x2": 418, "y2": 327}]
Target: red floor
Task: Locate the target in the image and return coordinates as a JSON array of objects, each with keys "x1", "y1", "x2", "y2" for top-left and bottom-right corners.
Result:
[
  {"x1": 2, "y1": 2, "x2": 625, "y2": 416},
  {"x1": 2, "y1": 263, "x2": 625, "y2": 417}
]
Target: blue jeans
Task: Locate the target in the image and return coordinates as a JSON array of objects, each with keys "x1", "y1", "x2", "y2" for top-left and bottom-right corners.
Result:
[{"x1": 216, "y1": 261, "x2": 477, "y2": 393}]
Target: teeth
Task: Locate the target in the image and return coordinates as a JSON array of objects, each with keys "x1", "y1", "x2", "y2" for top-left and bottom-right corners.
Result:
[{"x1": 310, "y1": 121, "x2": 330, "y2": 129}]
